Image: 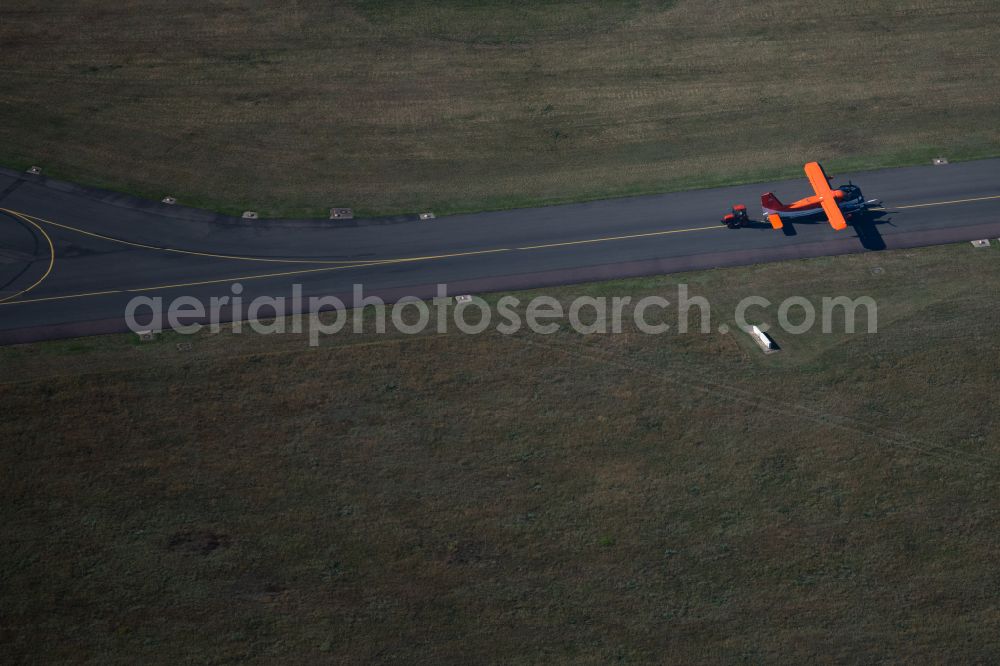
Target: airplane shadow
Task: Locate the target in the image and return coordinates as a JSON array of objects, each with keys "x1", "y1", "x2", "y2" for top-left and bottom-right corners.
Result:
[
  {"x1": 749, "y1": 209, "x2": 893, "y2": 250},
  {"x1": 849, "y1": 209, "x2": 892, "y2": 250}
]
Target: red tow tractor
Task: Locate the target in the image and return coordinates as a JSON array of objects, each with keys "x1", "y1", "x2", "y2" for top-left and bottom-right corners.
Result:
[{"x1": 721, "y1": 204, "x2": 749, "y2": 229}]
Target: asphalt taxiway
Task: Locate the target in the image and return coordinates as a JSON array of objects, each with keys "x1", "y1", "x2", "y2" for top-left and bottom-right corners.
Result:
[{"x1": 1, "y1": 159, "x2": 998, "y2": 343}]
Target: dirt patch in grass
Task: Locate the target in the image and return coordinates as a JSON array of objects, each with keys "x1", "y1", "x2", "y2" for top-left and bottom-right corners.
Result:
[
  {"x1": 1, "y1": 1, "x2": 998, "y2": 216},
  {"x1": 166, "y1": 531, "x2": 231, "y2": 556},
  {"x1": 1, "y1": 242, "x2": 999, "y2": 660}
]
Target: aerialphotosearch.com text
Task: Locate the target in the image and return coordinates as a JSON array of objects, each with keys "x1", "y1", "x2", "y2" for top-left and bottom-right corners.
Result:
[{"x1": 124, "y1": 282, "x2": 878, "y2": 346}]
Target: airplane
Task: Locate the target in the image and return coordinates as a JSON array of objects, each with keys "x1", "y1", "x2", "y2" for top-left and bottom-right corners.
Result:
[{"x1": 760, "y1": 162, "x2": 881, "y2": 230}]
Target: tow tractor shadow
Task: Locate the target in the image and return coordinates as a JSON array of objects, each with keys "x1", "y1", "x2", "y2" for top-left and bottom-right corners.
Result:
[
  {"x1": 738, "y1": 220, "x2": 775, "y2": 231},
  {"x1": 750, "y1": 209, "x2": 893, "y2": 249}
]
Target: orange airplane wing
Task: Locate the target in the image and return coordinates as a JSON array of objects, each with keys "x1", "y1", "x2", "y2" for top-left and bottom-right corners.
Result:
[
  {"x1": 803, "y1": 161, "x2": 847, "y2": 230},
  {"x1": 819, "y1": 198, "x2": 847, "y2": 231}
]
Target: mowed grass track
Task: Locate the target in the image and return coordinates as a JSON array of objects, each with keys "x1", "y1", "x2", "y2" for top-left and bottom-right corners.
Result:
[
  {"x1": 2, "y1": 243, "x2": 999, "y2": 661},
  {"x1": 1, "y1": 1, "x2": 998, "y2": 217}
]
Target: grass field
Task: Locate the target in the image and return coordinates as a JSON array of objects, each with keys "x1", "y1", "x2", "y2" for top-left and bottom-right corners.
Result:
[
  {"x1": 3, "y1": 242, "x2": 999, "y2": 661},
  {"x1": 1, "y1": 0, "x2": 999, "y2": 217}
]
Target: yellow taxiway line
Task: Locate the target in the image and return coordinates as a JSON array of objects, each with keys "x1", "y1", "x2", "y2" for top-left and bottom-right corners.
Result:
[
  {"x1": 894, "y1": 194, "x2": 1000, "y2": 210},
  {"x1": 0, "y1": 210, "x2": 56, "y2": 303},
  {"x1": 1, "y1": 190, "x2": 998, "y2": 307},
  {"x1": 1, "y1": 208, "x2": 385, "y2": 265},
  {"x1": 516, "y1": 224, "x2": 722, "y2": 251}
]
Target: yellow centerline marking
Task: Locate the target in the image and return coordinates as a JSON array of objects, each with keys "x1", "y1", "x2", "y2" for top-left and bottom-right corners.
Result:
[
  {"x1": 10, "y1": 208, "x2": 517, "y2": 268},
  {"x1": 894, "y1": 194, "x2": 1000, "y2": 209},
  {"x1": 1, "y1": 189, "x2": 998, "y2": 308},
  {"x1": 517, "y1": 224, "x2": 723, "y2": 250},
  {"x1": 360, "y1": 247, "x2": 513, "y2": 264},
  {"x1": 0, "y1": 264, "x2": 376, "y2": 307},
  {"x1": 121, "y1": 247, "x2": 514, "y2": 293},
  {"x1": 1, "y1": 289, "x2": 122, "y2": 305},
  {"x1": 2, "y1": 208, "x2": 383, "y2": 265},
  {"x1": 0, "y1": 210, "x2": 56, "y2": 303},
  {"x1": 0, "y1": 248, "x2": 515, "y2": 307}
]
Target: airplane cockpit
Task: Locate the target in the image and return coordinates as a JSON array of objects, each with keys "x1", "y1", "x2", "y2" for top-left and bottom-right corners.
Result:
[{"x1": 838, "y1": 183, "x2": 864, "y2": 202}]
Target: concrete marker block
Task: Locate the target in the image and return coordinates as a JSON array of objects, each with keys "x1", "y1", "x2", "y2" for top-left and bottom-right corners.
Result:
[
  {"x1": 971, "y1": 239, "x2": 990, "y2": 248},
  {"x1": 26, "y1": 166, "x2": 41, "y2": 175},
  {"x1": 330, "y1": 208, "x2": 353, "y2": 220},
  {"x1": 242, "y1": 211, "x2": 259, "y2": 220},
  {"x1": 745, "y1": 325, "x2": 779, "y2": 353}
]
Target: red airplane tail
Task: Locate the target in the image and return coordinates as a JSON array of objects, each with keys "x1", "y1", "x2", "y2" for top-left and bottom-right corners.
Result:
[{"x1": 761, "y1": 192, "x2": 785, "y2": 211}]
